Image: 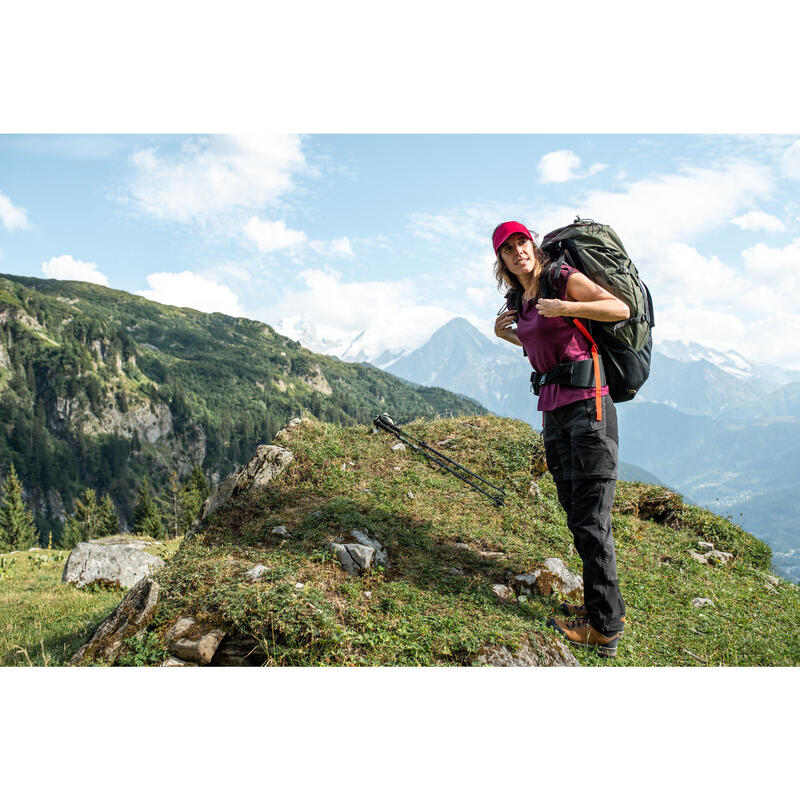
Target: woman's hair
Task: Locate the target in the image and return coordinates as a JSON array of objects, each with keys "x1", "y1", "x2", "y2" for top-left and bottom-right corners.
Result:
[{"x1": 492, "y1": 225, "x2": 550, "y2": 301}]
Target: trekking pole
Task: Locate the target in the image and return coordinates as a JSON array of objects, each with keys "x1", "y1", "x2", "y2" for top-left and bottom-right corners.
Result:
[{"x1": 373, "y1": 414, "x2": 506, "y2": 507}]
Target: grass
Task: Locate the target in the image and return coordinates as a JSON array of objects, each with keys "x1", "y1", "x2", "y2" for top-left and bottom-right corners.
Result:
[
  {"x1": 6, "y1": 415, "x2": 800, "y2": 667},
  {"x1": 0, "y1": 537, "x2": 183, "y2": 666},
  {"x1": 112, "y1": 414, "x2": 800, "y2": 667}
]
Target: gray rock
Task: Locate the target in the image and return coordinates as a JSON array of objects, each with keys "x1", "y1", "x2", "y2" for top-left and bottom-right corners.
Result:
[
  {"x1": 697, "y1": 541, "x2": 715, "y2": 552},
  {"x1": 161, "y1": 657, "x2": 196, "y2": 667},
  {"x1": 329, "y1": 543, "x2": 360, "y2": 576},
  {"x1": 245, "y1": 564, "x2": 270, "y2": 582},
  {"x1": 391, "y1": 442, "x2": 406, "y2": 451},
  {"x1": 447, "y1": 567, "x2": 464, "y2": 576},
  {"x1": 691, "y1": 597, "x2": 715, "y2": 608},
  {"x1": 689, "y1": 551, "x2": 709, "y2": 564},
  {"x1": 165, "y1": 616, "x2": 226, "y2": 665},
  {"x1": 193, "y1": 445, "x2": 293, "y2": 530},
  {"x1": 407, "y1": 491, "x2": 414, "y2": 499},
  {"x1": 272, "y1": 525, "x2": 289, "y2": 538},
  {"x1": 62, "y1": 538, "x2": 163, "y2": 589},
  {"x1": 350, "y1": 530, "x2": 388, "y2": 566},
  {"x1": 513, "y1": 558, "x2": 583, "y2": 598},
  {"x1": 308, "y1": 510, "x2": 323, "y2": 519},
  {"x1": 345, "y1": 543, "x2": 375, "y2": 570},
  {"x1": 475, "y1": 633, "x2": 580, "y2": 667},
  {"x1": 69, "y1": 577, "x2": 160, "y2": 665},
  {"x1": 492, "y1": 584, "x2": 515, "y2": 601},
  {"x1": 707, "y1": 550, "x2": 734, "y2": 565},
  {"x1": 765, "y1": 574, "x2": 780, "y2": 587}
]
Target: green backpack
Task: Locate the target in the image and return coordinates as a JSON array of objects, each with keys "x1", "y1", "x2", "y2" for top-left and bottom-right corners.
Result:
[{"x1": 538, "y1": 217, "x2": 655, "y2": 403}]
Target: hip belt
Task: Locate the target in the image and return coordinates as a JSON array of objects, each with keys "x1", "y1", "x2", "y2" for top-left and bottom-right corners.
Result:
[{"x1": 530, "y1": 356, "x2": 607, "y2": 396}]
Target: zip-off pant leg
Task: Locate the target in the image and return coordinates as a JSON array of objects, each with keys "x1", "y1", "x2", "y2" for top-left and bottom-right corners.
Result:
[{"x1": 543, "y1": 396, "x2": 626, "y2": 635}]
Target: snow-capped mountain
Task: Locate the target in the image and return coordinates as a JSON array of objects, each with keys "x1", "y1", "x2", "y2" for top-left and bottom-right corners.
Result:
[{"x1": 658, "y1": 340, "x2": 800, "y2": 391}]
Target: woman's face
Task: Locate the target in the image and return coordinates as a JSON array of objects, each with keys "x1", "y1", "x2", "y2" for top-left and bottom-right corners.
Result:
[{"x1": 499, "y1": 233, "x2": 536, "y2": 277}]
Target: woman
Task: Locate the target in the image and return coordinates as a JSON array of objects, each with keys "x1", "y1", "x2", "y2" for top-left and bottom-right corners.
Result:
[{"x1": 492, "y1": 220, "x2": 629, "y2": 658}]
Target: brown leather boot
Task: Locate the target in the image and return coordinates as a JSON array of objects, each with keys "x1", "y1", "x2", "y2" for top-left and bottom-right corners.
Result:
[
  {"x1": 547, "y1": 616, "x2": 624, "y2": 658},
  {"x1": 557, "y1": 602, "x2": 587, "y2": 617}
]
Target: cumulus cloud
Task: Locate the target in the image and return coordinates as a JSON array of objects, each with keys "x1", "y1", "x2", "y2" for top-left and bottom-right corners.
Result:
[
  {"x1": 136, "y1": 271, "x2": 244, "y2": 316},
  {"x1": 244, "y1": 217, "x2": 307, "y2": 252},
  {"x1": 538, "y1": 150, "x2": 607, "y2": 183},
  {"x1": 126, "y1": 134, "x2": 306, "y2": 225},
  {"x1": 780, "y1": 140, "x2": 800, "y2": 180},
  {"x1": 731, "y1": 211, "x2": 786, "y2": 232},
  {"x1": 269, "y1": 269, "x2": 460, "y2": 357},
  {"x1": 310, "y1": 236, "x2": 354, "y2": 259},
  {"x1": 0, "y1": 189, "x2": 30, "y2": 231},
  {"x1": 41, "y1": 255, "x2": 109, "y2": 286}
]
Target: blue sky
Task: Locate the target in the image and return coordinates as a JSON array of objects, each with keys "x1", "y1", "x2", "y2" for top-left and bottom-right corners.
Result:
[{"x1": 2, "y1": 133, "x2": 799, "y2": 367}]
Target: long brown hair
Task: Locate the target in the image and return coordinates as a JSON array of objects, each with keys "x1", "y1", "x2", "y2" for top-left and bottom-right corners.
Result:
[{"x1": 492, "y1": 226, "x2": 551, "y2": 302}]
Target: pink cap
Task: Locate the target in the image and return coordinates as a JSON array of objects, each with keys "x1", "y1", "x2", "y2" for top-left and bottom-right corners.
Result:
[{"x1": 493, "y1": 221, "x2": 533, "y2": 254}]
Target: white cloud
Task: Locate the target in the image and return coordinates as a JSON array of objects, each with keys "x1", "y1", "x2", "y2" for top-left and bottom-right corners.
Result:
[
  {"x1": 126, "y1": 134, "x2": 306, "y2": 224},
  {"x1": 243, "y1": 217, "x2": 307, "y2": 252},
  {"x1": 0, "y1": 189, "x2": 30, "y2": 231},
  {"x1": 731, "y1": 211, "x2": 785, "y2": 232},
  {"x1": 780, "y1": 140, "x2": 800, "y2": 180},
  {"x1": 136, "y1": 271, "x2": 244, "y2": 316},
  {"x1": 538, "y1": 150, "x2": 607, "y2": 183},
  {"x1": 653, "y1": 300, "x2": 748, "y2": 354},
  {"x1": 310, "y1": 236, "x2": 355, "y2": 258},
  {"x1": 269, "y1": 269, "x2": 459, "y2": 358},
  {"x1": 41, "y1": 255, "x2": 109, "y2": 286}
]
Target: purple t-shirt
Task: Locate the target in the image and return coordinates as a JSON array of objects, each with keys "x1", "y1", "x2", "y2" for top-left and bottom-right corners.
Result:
[{"x1": 515, "y1": 264, "x2": 609, "y2": 412}]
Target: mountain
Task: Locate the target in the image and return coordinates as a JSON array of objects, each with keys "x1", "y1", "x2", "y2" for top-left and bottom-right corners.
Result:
[
  {"x1": 369, "y1": 317, "x2": 800, "y2": 581},
  {"x1": 0, "y1": 274, "x2": 487, "y2": 541},
  {"x1": 62, "y1": 415, "x2": 800, "y2": 667}
]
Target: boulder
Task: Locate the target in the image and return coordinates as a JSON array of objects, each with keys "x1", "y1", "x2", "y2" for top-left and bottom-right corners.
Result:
[
  {"x1": 164, "y1": 616, "x2": 226, "y2": 665},
  {"x1": 475, "y1": 632, "x2": 580, "y2": 667},
  {"x1": 69, "y1": 577, "x2": 160, "y2": 665},
  {"x1": 513, "y1": 558, "x2": 583, "y2": 598},
  {"x1": 329, "y1": 543, "x2": 360, "y2": 576},
  {"x1": 192, "y1": 445, "x2": 293, "y2": 530},
  {"x1": 707, "y1": 549, "x2": 734, "y2": 565},
  {"x1": 62, "y1": 538, "x2": 164, "y2": 589},
  {"x1": 350, "y1": 530, "x2": 388, "y2": 566}
]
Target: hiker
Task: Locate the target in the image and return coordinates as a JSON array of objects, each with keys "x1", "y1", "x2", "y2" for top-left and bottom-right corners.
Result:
[{"x1": 492, "y1": 220, "x2": 629, "y2": 658}]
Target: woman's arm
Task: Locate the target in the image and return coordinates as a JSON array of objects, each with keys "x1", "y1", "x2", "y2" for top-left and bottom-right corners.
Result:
[
  {"x1": 535, "y1": 271, "x2": 630, "y2": 322},
  {"x1": 494, "y1": 309, "x2": 523, "y2": 347}
]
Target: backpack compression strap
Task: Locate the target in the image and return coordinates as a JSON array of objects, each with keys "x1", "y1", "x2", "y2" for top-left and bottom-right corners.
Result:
[{"x1": 572, "y1": 318, "x2": 603, "y2": 421}]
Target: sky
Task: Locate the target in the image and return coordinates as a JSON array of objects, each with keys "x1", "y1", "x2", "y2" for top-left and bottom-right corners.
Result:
[{"x1": 2, "y1": 133, "x2": 800, "y2": 366}]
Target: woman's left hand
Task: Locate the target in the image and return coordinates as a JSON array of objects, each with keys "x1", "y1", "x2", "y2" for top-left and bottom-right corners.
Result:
[{"x1": 535, "y1": 298, "x2": 566, "y2": 317}]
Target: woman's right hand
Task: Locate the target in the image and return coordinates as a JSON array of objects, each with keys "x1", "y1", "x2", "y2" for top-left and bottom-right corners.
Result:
[{"x1": 494, "y1": 309, "x2": 518, "y2": 341}]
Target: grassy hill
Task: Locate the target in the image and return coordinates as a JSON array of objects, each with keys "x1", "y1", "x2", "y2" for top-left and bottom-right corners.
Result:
[
  {"x1": 36, "y1": 414, "x2": 799, "y2": 667},
  {"x1": 0, "y1": 273, "x2": 485, "y2": 540}
]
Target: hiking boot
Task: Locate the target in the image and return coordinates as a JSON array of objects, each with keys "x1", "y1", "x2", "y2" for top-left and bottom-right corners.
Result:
[
  {"x1": 557, "y1": 601, "x2": 587, "y2": 617},
  {"x1": 547, "y1": 616, "x2": 624, "y2": 658}
]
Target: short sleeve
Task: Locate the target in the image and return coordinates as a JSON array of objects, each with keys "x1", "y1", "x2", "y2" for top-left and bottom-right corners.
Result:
[{"x1": 555, "y1": 264, "x2": 578, "y2": 301}]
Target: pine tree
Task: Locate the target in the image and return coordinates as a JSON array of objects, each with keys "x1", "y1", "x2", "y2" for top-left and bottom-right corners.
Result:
[
  {"x1": 0, "y1": 464, "x2": 38, "y2": 551},
  {"x1": 179, "y1": 465, "x2": 209, "y2": 533},
  {"x1": 132, "y1": 477, "x2": 164, "y2": 539},
  {"x1": 165, "y1": 471, "x2": 181, "y2": 539},
  {"x1": 61, "y1": 487, "x2": 101, "y2": 548},
  {"x1": 98, "y1": 494, "x2": 119, "y2": 538}
]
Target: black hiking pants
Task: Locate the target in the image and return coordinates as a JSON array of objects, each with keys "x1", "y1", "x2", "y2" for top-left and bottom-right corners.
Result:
[{"x1": 542, "y1": 395, "x2": 626, "y2": 636}]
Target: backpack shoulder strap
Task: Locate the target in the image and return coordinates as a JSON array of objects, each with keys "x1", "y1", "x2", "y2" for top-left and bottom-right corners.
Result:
[{"x1": 539, "y1": 253, "x2": 566, "y2": 300}]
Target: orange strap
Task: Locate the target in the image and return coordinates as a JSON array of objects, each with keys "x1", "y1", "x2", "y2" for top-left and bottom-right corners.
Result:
[{"x1": 572, "y1": 318, "x2": 603, "y2": 421}]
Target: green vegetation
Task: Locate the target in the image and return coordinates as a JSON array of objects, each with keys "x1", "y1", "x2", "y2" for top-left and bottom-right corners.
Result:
[
  {"x1": 0, "y1": 464, "x2": 38, "y2": 551},
  {"x1": 0, "y1": 273, "x2": 486, "y2": 543},
  {"x1": 102, "y1": 415, "x2": 798, "y2": 667}
]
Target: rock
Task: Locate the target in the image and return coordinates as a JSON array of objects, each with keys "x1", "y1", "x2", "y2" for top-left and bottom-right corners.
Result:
[
  {"x1": 69, "y1": 577, "x2": 160, "y2": 665},
  {"x1": 272, "y1": 525, "x2": 290, "y2": 538},
  {"x1": 765, "y1": 574, "x2": 780, "y2": 587},
  {"x1": 164, "y1": 616, "x2": 226, "y2": 665},
  {"x1": 512, "y1": 558, "x2": 583, "y2": 598},
  {"x1": 62, "y1": 538, "x2": 164, "y2": 589},
  {"x1": 392, "y1": 442, "x2": 406, "y2": 451},
  {"x1": 364, "y1": 591, "x2": 372, "y2": 599},
  {"x1": 707, "y1": 550, "x2": 734, "y2": 565},
  {"x1": 447, "y1": 567, "x2": 464, "y2": 576},
  {"x1": 161, "y1": 657, "x2": 196, "y2": 667},
  {"x1": 345, "y1": 543, "x2": 375, "y2": 570},
  {"x1": 528, "y1": 481, "x2": 542, "y2": 499},
  {"x1": 294, "y1": 582, "x2": 305, "y2": 590},
  {"x1": 209, "y1": 633, "x2": 266, "y2": 666},
  {"x1": 697, "y1": 541, "x2": 714, "y2": 552},
  {"x1": 350, "y1": 530, "x2": 388, "y2": 566},
  {"x1": 193, "y1": 445, "x2": 293, "y2": 529},
  {"x1": 691, "y1": 597, "x2": 714, "y2": 609},
  {"x1": 245, "y1": 564, "x2": 270, "y2": 582},
  {"x1": 308, "y1": 510, "x2": 323, "y2": 519},
  {"x1": 492, "y1": 584, "x2": 515, "y2": 601},
  {"x1": 475, "y1": 632, "x2": 580, "y2": 667},
  {"x1": 454, "y1": 543, "x2": 471, "y2": 550},
  {"x1": 329, "y1": 543, "x2": 360, "y2": 576},
  {"x1": 689, "y1": 551, "x2": 709, "y2": 564},
  {"x1": 407, "y1": 491, "x2": 414, "y2": 499}
]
